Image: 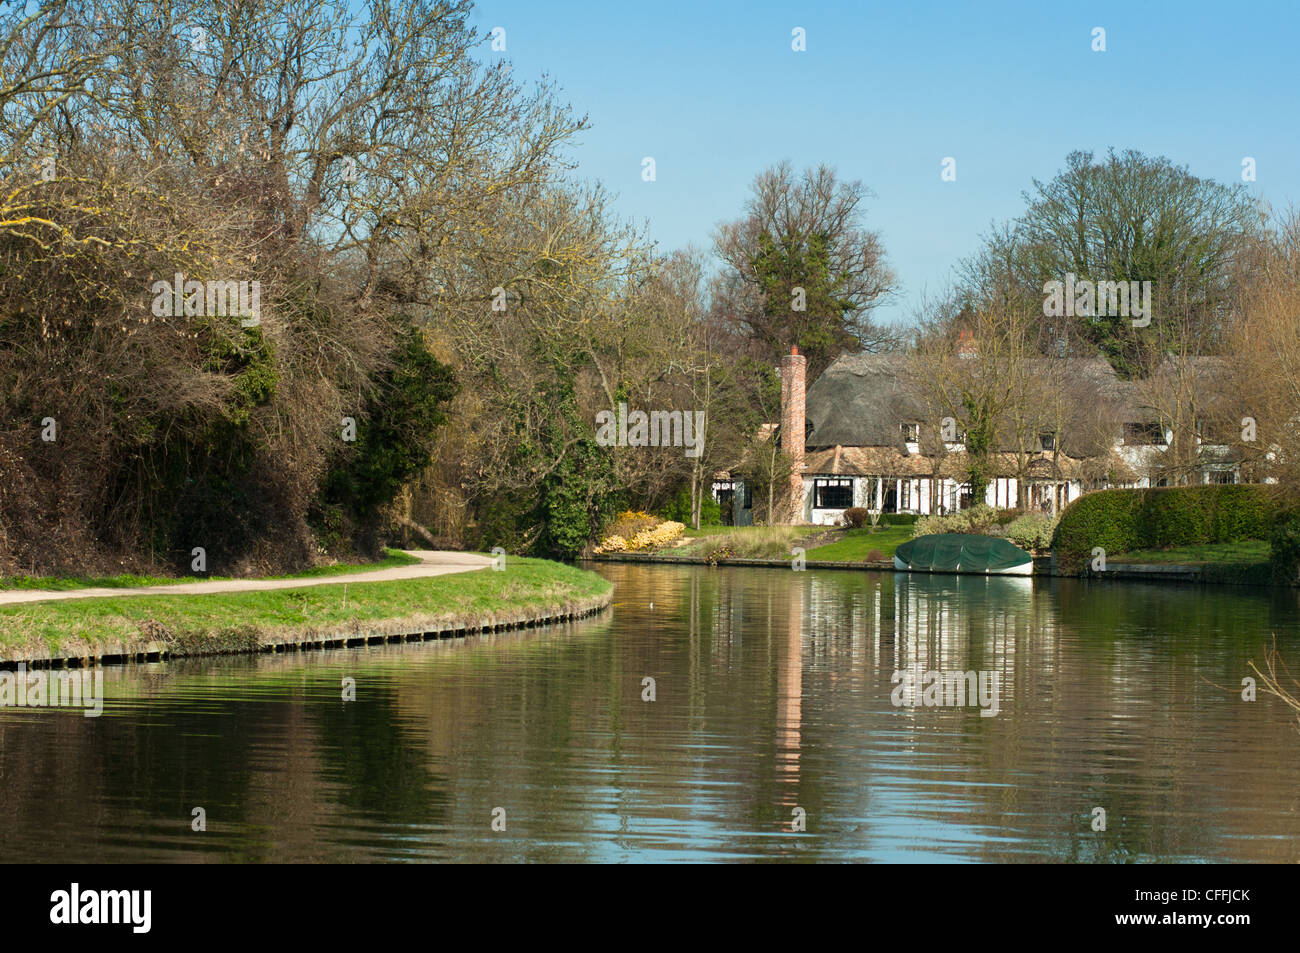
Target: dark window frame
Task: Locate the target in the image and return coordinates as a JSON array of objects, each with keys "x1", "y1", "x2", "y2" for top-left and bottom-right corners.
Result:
[
  {"x1": 813, "y1": 478, "x2": 853, "y2": 510},
  {"x1": 1123, "y1": 422, "x2": 1166, "y2": 446}
]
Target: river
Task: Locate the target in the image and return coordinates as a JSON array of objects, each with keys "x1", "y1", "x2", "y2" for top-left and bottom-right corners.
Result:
[{"x1": 2, "y1": 563, "x2": 1298, "y2": 862}]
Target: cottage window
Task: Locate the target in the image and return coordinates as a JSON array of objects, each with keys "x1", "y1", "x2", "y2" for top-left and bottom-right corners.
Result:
[
  {"x1": 901, "y1": 423, "x2": 920, "y2": 443},
  {"x1": 814, "y1": 478, "x2": 853, "y2": 509},
  {"x1": 1123, "y1": 422, "x2": 1166, "y2": 445},
  {"x1": 1039, "y1": 432, "x2": 1056, "y2": 452}
]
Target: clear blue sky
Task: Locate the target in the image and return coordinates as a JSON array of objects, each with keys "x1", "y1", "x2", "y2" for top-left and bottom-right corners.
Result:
[{"x1": 471, "y1": 0, "x2": 1299, "y2": 328}]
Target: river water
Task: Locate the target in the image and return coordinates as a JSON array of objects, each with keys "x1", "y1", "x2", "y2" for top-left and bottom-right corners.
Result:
[{"x1": 2, "y1": 563, "x2": 1298, "y2": 862}]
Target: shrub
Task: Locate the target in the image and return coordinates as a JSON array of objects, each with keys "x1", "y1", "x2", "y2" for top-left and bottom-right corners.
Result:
[
  {"x1": 962, "y1": 504, "x2": 1002, "y2": 533},
  {"x1": 593, "y1": 534, "x2": 628, "y2": 554},
  {"x1": 1052, "y1": 485, "x2": 1279, "y2": 573},
  {"x1": 882, "y1": 513, "x2": 920, "y2": 526},
  {"x1": 865, "y1": 548, "x2": 886, "y2": 562},
  {"x1": 1269, "y1": 507, "x2": 1300, "y2": 584},
  {"x1": 1005, "y1": 513, "x2": 1059, "y2": 552},
  {"x1": 593, "y1": 513, "x2": 684, "y2": 553},
  {"x1": 1145, "y1": 487, "x2": 1214, "y2": 548},
  {"x1": 841, "y1": 507, "x2": 871, "y2": 529},
  {"x1": 1211, "y1": 484, "x2": 1275, "y2": 541},
  {"x1": 913, "y1": 514, "x2": 947, "y2": 537},
  {"x1": 322, "y1": 326, "x2": 457, "y2": 536},
  {"x1": 1050, "y1": 491, "x2": 1143, "y2": 571},
  {"x1": 626, "y1": 520, "x2": 685, "y2": 551},
  {"x1": 934, "y1": 512, "x2": 962, "y2": 533},
  {"x1": 603, "y1": 510, "x2": 660, "y2": 541},
  {"x1": 912, "y1": 505, "x2": 1019, "y2": 539}
]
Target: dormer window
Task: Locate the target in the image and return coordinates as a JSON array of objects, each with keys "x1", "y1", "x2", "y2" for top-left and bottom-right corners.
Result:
[
  {"x1": 1039, "y1": 432, "x2": 1056, "y2": 452},
  {"x1": 901, "y1": 422, "x2": 920, "y2": 443}
]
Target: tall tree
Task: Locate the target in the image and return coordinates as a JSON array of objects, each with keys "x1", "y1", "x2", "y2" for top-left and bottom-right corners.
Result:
[
  {"x1": 1227, "y1": 208, "x2": 1300, "y2": 491},
  {"x1": 714, "y1": 161, "x2": 896, "y2": 378},
  {"x1": 976, "y1": 149, "x2": 1259, "y2": 377},
  {"x1": 0, "y1": 0, "x2": 576, "y2": 571}
]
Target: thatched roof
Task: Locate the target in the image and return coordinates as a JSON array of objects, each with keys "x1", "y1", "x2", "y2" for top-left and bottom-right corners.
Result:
[
  {"x1": 804, "y1": 353, "x2": 927, "y2": 449},
  {"x1": 804, "y1": 352, "x2": 1126, "y2": 456},
  {"x1": 1111, "y1": 356, "x2": 1236, "y2": 424},
  {"x1": 803, "y1": 445, "x2": 947, "y2": 478}
]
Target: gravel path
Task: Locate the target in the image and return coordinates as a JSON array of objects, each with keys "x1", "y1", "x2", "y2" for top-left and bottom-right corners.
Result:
[{"x1": 0, "y1": 551, "x2": 492, "y2": 606}]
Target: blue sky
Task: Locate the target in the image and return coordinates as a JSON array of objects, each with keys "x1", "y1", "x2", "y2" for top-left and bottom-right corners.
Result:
[{"x1": 470, "y1": 0, "x2": 1300, "y2": 328}]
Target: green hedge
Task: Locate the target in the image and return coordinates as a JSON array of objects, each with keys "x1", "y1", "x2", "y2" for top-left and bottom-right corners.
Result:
[
  {"x1": 882, "y1": 513, "x2": 920, "y2": 526},
  {"x1": 1269, "y1": 507, "x2": 1300, "y2": 584},
  {"x1": 1052, "y1": 485, "x2": 1278, "y2": 573}
]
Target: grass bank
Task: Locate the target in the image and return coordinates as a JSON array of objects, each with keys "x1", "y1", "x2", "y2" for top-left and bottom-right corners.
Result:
[
  {"x1": 804, "y1": 526, "x2": 913, "y2": 561},
  {"x1": 1113, "y1": 540, "x2": 1270, "y2": 565},
  {"x1": 0, "y1": 557, "x2": 611, "y2": 664},
  {"x1": 674, "y1": 526, "x2": 824, "y2": 559},
  {"x1": 1106, "y1": 539, "x2": 1273, "y2": 586},
  {"x1": 0, "y1": 549, "x2": 422, "y2": 591},
  {"x1": 628, "y1": 523, "x2": 912, "y2": 563}
]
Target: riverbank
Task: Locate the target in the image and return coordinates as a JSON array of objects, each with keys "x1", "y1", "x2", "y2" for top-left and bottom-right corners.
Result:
[
  {"x1": 588, "y1": 551, "x2": 1280, "y2": 586},
  {"x1": 590, "y1": 552, "x2": 896, "y2": 570},
  {"x1": 0, "y1": 555, "x2": 613, "y2": 666}
]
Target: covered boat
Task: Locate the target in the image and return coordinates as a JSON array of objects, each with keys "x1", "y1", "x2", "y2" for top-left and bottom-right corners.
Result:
[{"x1": 893, "y1": 533, "x2": 1034, "y2": 575}]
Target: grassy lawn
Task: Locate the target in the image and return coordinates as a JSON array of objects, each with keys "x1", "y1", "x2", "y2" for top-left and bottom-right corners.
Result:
[
  {"x1": 0, "y1": 549, "x2": 422, "y2": 592},
  {"x1": 0, "y1": 556, "x2": 611, "y2": 661},
  {"x1": 1114, "y1": 539, "x2": 1270, "y2": 565},
  {"x1": 804, "y1": 526, "x2": 914, "y2": 561}
]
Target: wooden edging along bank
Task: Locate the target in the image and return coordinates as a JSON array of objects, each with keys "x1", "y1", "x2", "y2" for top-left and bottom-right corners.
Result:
[
  {"x1": 0, "y1": 591, "x2": 613, "y2": 670},
  {"x1": 587, "y1": 553, "x2": 1279, "y2": 587}
]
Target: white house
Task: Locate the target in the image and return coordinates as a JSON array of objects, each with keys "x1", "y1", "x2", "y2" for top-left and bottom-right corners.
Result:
[{"x1": 717, "y1": 347, "x2": 1243, "y2": 527}]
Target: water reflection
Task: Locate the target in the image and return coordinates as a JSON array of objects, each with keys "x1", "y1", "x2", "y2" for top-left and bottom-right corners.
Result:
[{"x1": 1, "y1": 565, "x2": 1298, "y2": 862}]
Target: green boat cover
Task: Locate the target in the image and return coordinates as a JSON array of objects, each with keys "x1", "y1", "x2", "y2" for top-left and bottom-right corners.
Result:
[{"x1": 893, "y1": 533, "x2": 1033, "y2": 573}]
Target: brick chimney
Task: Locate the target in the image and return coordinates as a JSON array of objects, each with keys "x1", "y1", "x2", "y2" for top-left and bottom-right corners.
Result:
[
  {"x1": 780, "y1": 346, "x2": 806, "y2": 522},
  {"x1": 956, "y1": 328, "x2": 978, "y2": 359}
]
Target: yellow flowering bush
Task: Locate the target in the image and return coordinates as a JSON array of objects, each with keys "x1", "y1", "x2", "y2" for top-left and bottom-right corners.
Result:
[
  {"x1": 605, "y1": 510, "x2": 659, "y2": 540},
  {"x1": 594, "y1": 514, "x2": 685, "y2": 553},
  {"x1": 626, "y1": 520, "x2": 684, "y2": 551},
  {"x1": 593, "y1": 534, "x2": 628, "y2": 554}
]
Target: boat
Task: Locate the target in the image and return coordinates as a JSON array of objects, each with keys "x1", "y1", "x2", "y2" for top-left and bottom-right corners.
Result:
[{"x1": 892, "y1": 533, "x2": 1034, "y2": 575}]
